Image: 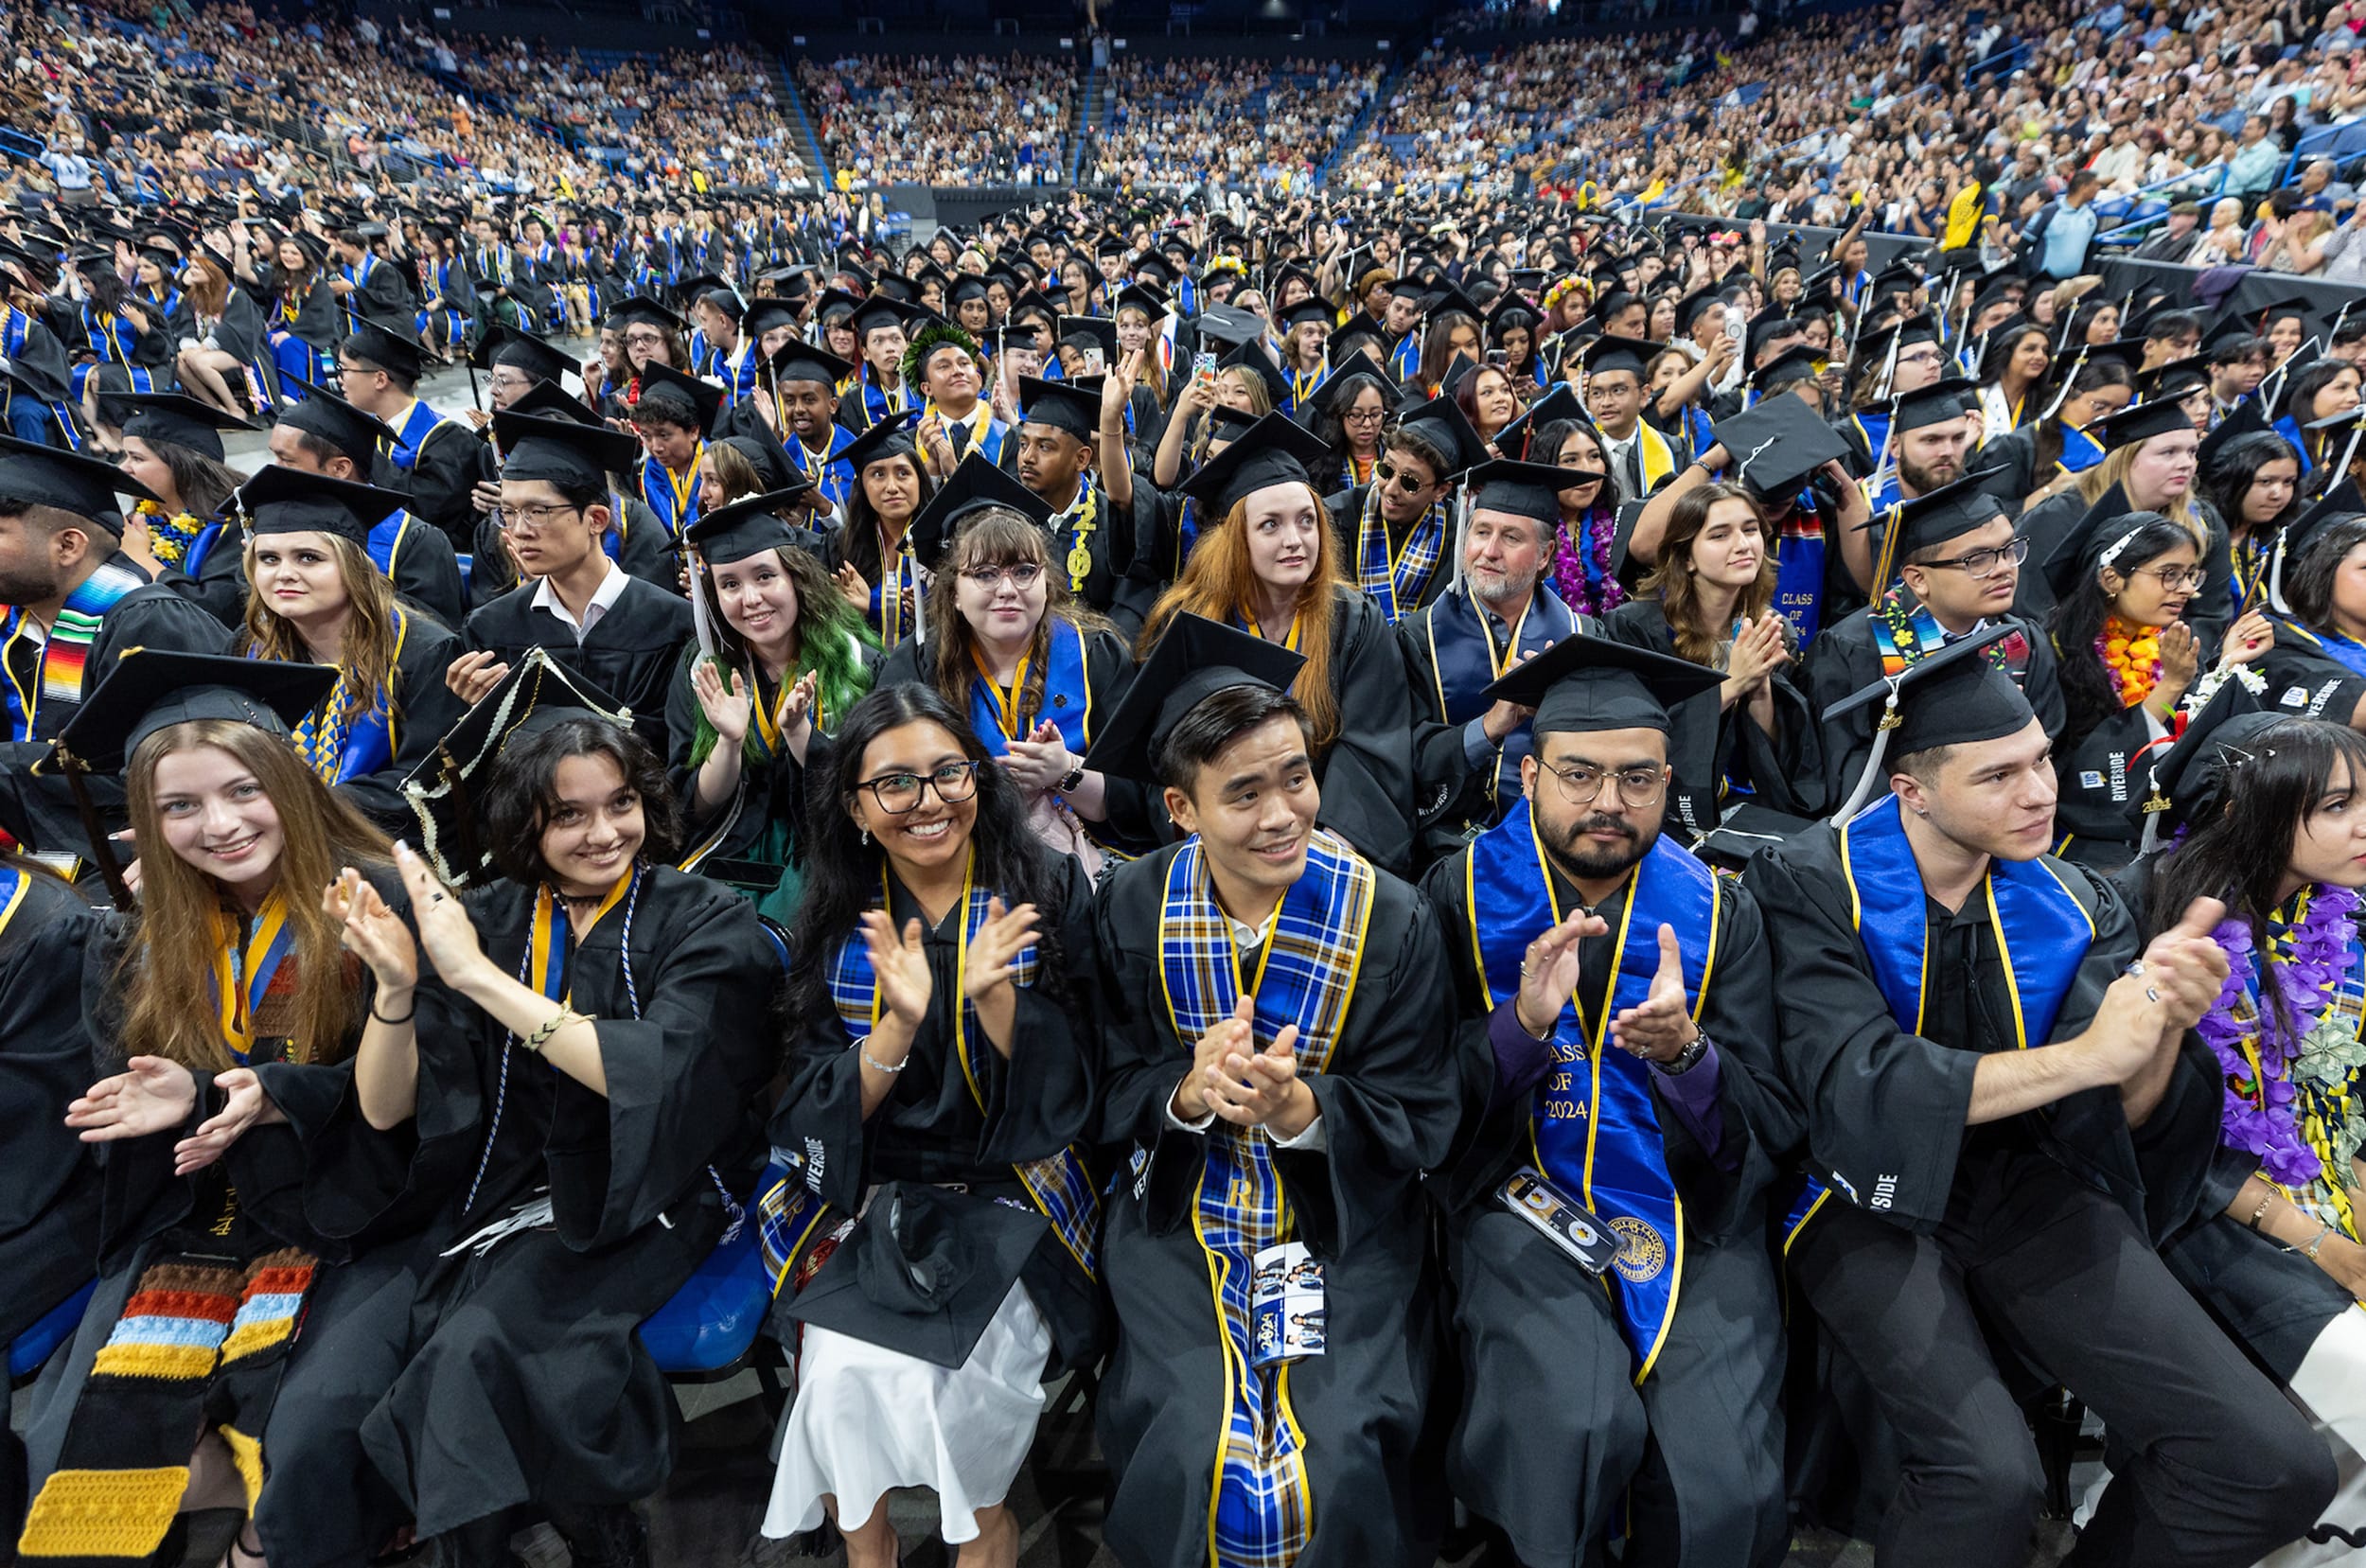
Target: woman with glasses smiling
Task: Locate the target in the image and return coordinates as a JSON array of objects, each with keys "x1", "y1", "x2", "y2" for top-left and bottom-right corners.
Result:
[
  {"x1": 764, "y1": 683, "x2": 1102, "y2": 1568},
  {"x1": 1302, "y1": 364, "x2": 1400, "y2": 495}
]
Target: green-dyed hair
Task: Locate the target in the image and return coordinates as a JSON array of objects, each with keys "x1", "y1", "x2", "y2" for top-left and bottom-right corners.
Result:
[{"x1": 686, "y1": 541, "x2": 879, "y2": 768}]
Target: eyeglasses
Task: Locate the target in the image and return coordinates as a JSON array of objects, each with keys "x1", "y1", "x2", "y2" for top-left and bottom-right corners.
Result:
[
  {"x1": 1375, "y1": 460, "x2": 1434, "y2": 494},
  {"x1": 623, "y1": 328, "x2": 666, "y2": 347},
  {"x1": 1585, "y1": 379, "x2": 1639, "y2": 400},
  {"x1": 1342, "y1": 406, "x2": 1386, "y2": 425},
  {"x1": 1544, "y1": 763, "x2": 1669, "y2": 807},
  {"x1": 1920, "y1": 537, "x2": 2031, "y2": 577},
  {"x1": 857, "y1": 760, "x2": 982, "y2": 814},
  {"x1": 961, "y1": 561, "x2": 1044, "y2": 590},
  {"x1": 1896, "y1": 346, "x2": 1945, "y2": 369},
  {"x1": 493, "y1": 502, "x2": 581, "y2": 533},
  {"x1": 2132, "y1": 564, "x2": 2208, "y2": 592}
]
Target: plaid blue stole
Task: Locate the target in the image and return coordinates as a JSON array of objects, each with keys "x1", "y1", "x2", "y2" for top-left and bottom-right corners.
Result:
[{"x1": 1157, "y1": 830, "x2": 1377, "y2": 1568}]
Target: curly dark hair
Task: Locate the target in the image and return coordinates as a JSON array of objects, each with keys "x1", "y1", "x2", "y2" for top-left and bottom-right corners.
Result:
[{"x1": 482, "y1": 716, "x2": 683, "y2": 888}]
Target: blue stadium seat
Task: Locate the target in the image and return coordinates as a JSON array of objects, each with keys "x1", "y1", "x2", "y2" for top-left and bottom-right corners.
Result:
[
  {"x1": 640, "y1": 1212, "x2": 771, "y2": 1376},
  {"x1": 10, "y1": 1280, "x2": 95, "y2": 1383}
]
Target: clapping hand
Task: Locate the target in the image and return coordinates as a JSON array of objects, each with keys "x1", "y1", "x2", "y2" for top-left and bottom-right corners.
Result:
[
  {"x1": 692, "y1": 659, "x2": 754, "y2": 745},
  {"x1": 393, "y1": 842, "x2": 487, "y2": 987},
  {"x1": 960, "y1": 896, "x2": 1039, "y2": 1004},
  {"x1": 1513, "y1": 907, "x2": 1608, "y2": 1038},
  {"x1": 859, "y1": 909, "x2": 932, "y2": 1026},
  {"x1": 1003, "y1": 718, "x2": 1075, "y2": 792},
  {"x1": 1610, "y1": 925, "x2": 1696, "y2": 1063},
  {"x1": 174, "y1": 1067, "x2": 284, "y2": 1175},
  {"x1": 66, "y1": 1056, "x2": 197, "y2": 1144},
  {"x1": 325, "y1": 867, "x2": 416, "y2": 994}
]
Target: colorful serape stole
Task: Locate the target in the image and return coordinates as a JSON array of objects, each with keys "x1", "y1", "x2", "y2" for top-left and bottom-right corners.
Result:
[
  {"x1": 1158, "y1": 831, "x2": 1375, "y2": 1568},
  {"x1": 1869, "y1": 587, "x2": 2031, "y2": 682},
  {"x1": 18, "y1": 1249, "x2": 318, "y2": 1562},
  {"x1": 1, "y1": 560, "x2": 143, "y2": 743}
]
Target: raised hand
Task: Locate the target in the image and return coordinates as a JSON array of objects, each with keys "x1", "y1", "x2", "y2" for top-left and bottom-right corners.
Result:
[
  {"x1": 445, "y1": 649, "x2": 510, "y2": 704},
  {"x1": 962, "y1": 896, "x2": 1040, "y2": 1003},
  {"x1": 833, "y1": 561, "x2": 872, "y2": 611},
  {"x1": 2156, "y1": 620, "x2": 2200, "y2": 699},
  {"x1": 1611, "y1": 924, "x2": 1696, "y2": 1063},
  {"x1": 66, "y1": 1056, "x2": 198, "y2": 1143},
  {"x1": 860, "y1": 910, "x2": 933, "y2": 1026},
  {"x1": 325, "y1": 867, "x2": 416, "y2": 993},
  {"x1": 393, "y1": 841, "x2": 488, "y2": 987},
  {"x1": 693, "y1": 659, "x2": 753, "y2": 745},
  {"x1": 2217, "y1": 609, "x2": 2275, "y2": 670},
  {"x1": 782, "y1": 671, "x2": 819, "y2": 761}
]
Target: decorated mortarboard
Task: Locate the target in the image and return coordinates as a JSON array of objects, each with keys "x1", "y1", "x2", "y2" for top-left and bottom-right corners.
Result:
[
  {"x1": 678, "y1": 484, "x2": 823, "y2": 566},
  {"x1": 229, "y1": 464, "x2": 407, "y2": 548},
  {"x1": 51, "y1": 649, "x2": 337, "y2": 777},
  {"x1": 1710, "y1": 392, "x2": 1850, "y2": 497},
  {"x1": 1891, "y1": 376, "x2": 1980, "y2": 433},
  {"x1": 341, "y1": 315, "x2": 431, "y2": 382},
  {"x1": 632, "y1": 360, "x2": 725, "y2": 436},
  {"x1": 909, "y1": 451, "x2": 1055, "y2": 571},
  {"x1": 494, "y1": 411, "x2": 640, "y2": 487},
  {"x1": 1178, "y1": 412, "x2": 1335, "y2": 519},
  {"x1": 400, "y1": 648, "x2": 633, "y2": 886},
  {"x1": 1016, "y1": 377, "x2": 1101, "y2": 442},
  {"x1": 2079, "y1": 666, "x2": 2268, "y2": 854},
  {"x1": 1078, "y1": 612, "x2": 1308, "y2": 785},
  {"x1": 1821, "y1": 623, "x2": 2034, "y2": 820},
  {"x1": 2086, "y1": 397, "x2": 2198, "y2": 452},
  {"x1": 469, "y1": 324, "x2": 576, "y2": 387},
  {"x1": 1860, "y1": 470, "x2": 2011, "y2": 584},
  {"x1": 1461, "y1": 458, "x2": 1598, "y2": 527},
  {"x1": 1476, "y1": 629, "x2": 1720, "y2": 737},
  {"x1": 98, "y1": 393, "x2": 254, "y2": 463},
  {"x1": 839, "y1": 407, "x2": 926, "y2": 472},
  {"x1": 1394, "y1": 392, "x2": 1491, "y2": 477},
  {"x1": 1580, "y1": 334, "x2": 1665, "y2": 379},
  {"x1": 0, "y1": 433, "x2": 156, "y2": 521}
]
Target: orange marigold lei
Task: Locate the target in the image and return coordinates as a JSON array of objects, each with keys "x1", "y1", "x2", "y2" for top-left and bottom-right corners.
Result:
[{"x1": 2098, "y1": 615, "x2": 2163, "y2": 710}]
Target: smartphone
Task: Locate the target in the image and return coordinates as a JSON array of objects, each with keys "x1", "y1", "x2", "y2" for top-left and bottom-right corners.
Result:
[
  {"x1": 1486, "y1": 348, "x2": 1509, "y2": 367},
  {"x1": 1496, "y1": 1167, "x2": 1620, "y2": 1276},
  {"x1": 1083, "y1": 347, "x2": 1105, "y2": 377},
  {"x1": 1192, "y1": 349, "x2": 1218, "y2": 387}
]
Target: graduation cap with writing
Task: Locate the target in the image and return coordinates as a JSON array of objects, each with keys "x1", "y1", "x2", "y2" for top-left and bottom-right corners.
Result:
[
  {"x1": 1179, "y1": 412, "x2": 1335, "y2": 519},
  {"x1": 400, "y1": 646, "x2": 633, "y2": 885},
  {"x1": 1394, "y1": 393, "x2": 1491, "y2": 479},
  {"x1": 678, "y1": 484, "x2": 823, "y2": 567},
  {"x1": 1822, "y1": 623, "x2": 2035, "y2": 821},
  {"x1": 1079, "y1": 612, "x2": 1308, "y2": 786},
  {"x1": 909, "y1": 451, "x2": 1054, "y2": 572},
  {"x1": 471, "y1": 324, "x2": 576, "y2": 387},
  {"x1": 1710, "y1": 392, "x2": 1849, "y2": 498},
  {"x1": 0, "y1": 433, "x2": 157, "y2": 523},
  {"x1": 839, "y1": 407, "x2": 925, "y2": 473},
  {"x1": 1861, "y1": 471, "x2": 2011, "y2": 585},
  {"x1": 783, "y1": 1179, "x2": 1051, "y2": 1370},
  {"x1": 1493, "y1": 384, "x2": 1583, "y2": 463},
  {"x1": 633, "y1": 360, "x2": 725, "y2": 437},
  {"x1": 2061, "y1": 665, "x2": 2266, "y2": 855},
  {"x1": 343, "y1": 315, "x2": 433, "y2": 382},
  {"x1": 495, "y1": 411, "x2": 641, "y2": 487},
  {"x1": 229, "y1": 464, "x2": 407, "y2": 549},
  {"x1": 97, "y1": 393, "x2": 254, "y2": 463},
  {"x1": 51, "y1": 649, "x2": 336, "y2": 778}
]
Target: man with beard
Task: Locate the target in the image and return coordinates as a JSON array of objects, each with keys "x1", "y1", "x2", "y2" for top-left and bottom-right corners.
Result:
[
  {"x1": 1403, "y1": 459, "x2": 1588, "y2": 865},
  {"x1": 1863, "y1": 378, "x2": 1981, "y2": 513},
  {"x1": 1326, "y1": 394, "x2": 1488, "y2": 626},
  {"x1": 1756, "y1": 629, "x2": 2333, "y2": 1567},
  {"x1": 1419, "y1": 633, "x2": 1799, "y2": 1568},
  {"x1": 1012, "y1": 376, "x2": 1164, "y2": 636},
  {"x1": 0, "y1": 438, "x2": 231, "y2": 867}
]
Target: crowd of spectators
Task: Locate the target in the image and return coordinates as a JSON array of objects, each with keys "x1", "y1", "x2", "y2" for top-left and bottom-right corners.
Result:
[
  {"x1": 795, "y1": 51, "x2": 1072, "y2": 187},
  {"x1": 1083, "y1": 54, "x2": 1381, "y2": 191}
]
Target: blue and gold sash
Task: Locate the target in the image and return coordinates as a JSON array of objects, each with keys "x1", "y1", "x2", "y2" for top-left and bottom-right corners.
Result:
[
  {"x1": 1355, "y1": 482, "x2": 1444, "y2": 625},
  {"x1": 969, "y1": 617, "x2": 1091, "y2": 759},
  {"x1": 212, "y1": 891, "x2": 294, "y2": 1067},
  {"x1": 1781, "y1": 795, "x2": 2093, "y2": 1245},
  {"x1": 2058, "y1": 423, "x2": 2105, "y2": 476},
  {"x1": 642, "y1": 447, "x2": 704, "y2": 539},
  {"x1": 824, "y1": 858, "x2": 1101, "y2": 1279},
  {"x1": 1774, "y1": 492, "x2": 1827, "y2": 647},
  {"x1": 1158, "y1": 830, "x2": 1375, "y2": 1568},
  {"x1": 1426, "y1": 585, "x2": 1576, "y2": 809},
  {"x1": 1467, "y1": 804, "x2": 1711, "y2": 1377}
]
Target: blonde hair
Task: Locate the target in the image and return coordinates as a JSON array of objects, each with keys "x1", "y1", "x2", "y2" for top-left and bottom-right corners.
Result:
[
  {"x1": 118, "y1": 720, "x2": 393, "y2": 1070},
  {"x1": 1139, "y1": 481, "x2": 1344, "y2": 747},
  {"x1": 2078, "y1": 437, "x2": 2209, "y2": 553},
  {"x1": 242, "y1": 532, "x2": 409, "y2": 728}
]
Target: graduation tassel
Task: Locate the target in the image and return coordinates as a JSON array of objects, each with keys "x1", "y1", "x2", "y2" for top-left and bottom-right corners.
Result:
[
  {"x1": 2038, "y1": 347, "x2": 2088, "y2": 424},
  {"x1": 1445, "y1": 481, "x2": 1474, "y2": 594},
  {"x1": 686, "y1": 545, "x2": 722, "y2": 665},
  {"x1": 1830, "y1": 684, "x2": 1904, "y2": 826}
]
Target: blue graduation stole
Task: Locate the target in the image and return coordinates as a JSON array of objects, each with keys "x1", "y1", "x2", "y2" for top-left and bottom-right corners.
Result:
[
  {"x1": 1158, "y1": 829, "x2": 1376, "y2": 1568},
  {"x1": 341, "y1": 253, "x2": 377, "y2": 331},
  {"x1": 1774, "y1": 489, "x2": 1827, "y2": 647},
  {"x1": 967, "y1": 616, "x2": 1090, "y2": 757},
  {"x1": 2275, "y1": 414, "x2": 2315, "y2": 481},
  {"x1": 1356, "y1": 485, "x2": 1445, "y2": 625},
  {"x1": 1680, "y1": 404, "x2": 1715, "y2": 467},
  {"x1": 713, "y1": 341, "x2": 760, "y2": 406},
  {"x1": 258, "y1": 607, "x2": 408, "y2": 784},
  {"x1": 857, "y1": 367, "x2": 909, "y2": 426},
  {"x1": 366, "y1": 509, "x2": 414, "y2": 581},
  {"x1": 1389, "y1": 332, "x2": 1420, "y2": 383},
  {"x1": 1423, "y1": 585, "x2": 1577, "y2": 808},
  {"x1": 785, "y1": 425, "x2": 856, "y2": 508},
  {"x1": 1866, "y1": 470, "x2": 1904, "y2": 514},
  {"x1": 688, "y1": 326, "x2": 713, "y2": 371},
  {"x1": 2058, "y1": 423, "x2": 2106, "y2": 475},
  {"x1": 383, "y1": 400, "x2": 442, "y2": 473},
  {"x1": 642, "y1": 449, "x2": 703, "y2": 539},
  {"x1": 1781, "y1": 795, "x2": 2094, "y2": 1245},
  {"x1": 212, "y1": 892, "x2": 295, "y2": 1066},
  {"x1": 1467, "y1": 807, "x2": 1711, "y2": 1377},
  {"x1": 2272, "y1": 616, "x2": 2366, "y2": 681},
  {"x1": 942, "y1": 411, "x2": 1006, "y2": 467},
  {"x1": 79, "y1": 305, "x2": 137, "y2": 362},
  {"x1": 1851, "y1": 410, "x2": 1890, "y2": 468},
  {"x1": 827, "y1": 861, "x2": 1101, "y2": 1279}
]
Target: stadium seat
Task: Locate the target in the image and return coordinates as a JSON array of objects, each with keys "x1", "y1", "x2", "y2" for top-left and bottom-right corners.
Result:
[
  {"x1": 640, "y1": 1209, "x2": 773, "y2": 1377},
  {"x1": 9, "y1": 1280, "x2": 94, "y2": 1384}
]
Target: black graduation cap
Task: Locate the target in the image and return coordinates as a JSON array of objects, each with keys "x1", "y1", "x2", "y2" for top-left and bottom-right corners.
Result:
[
  {"x1": 767, "y1": 339, "x2": 854, "y2": 389},
  {"x1": 230, "y1": 464, "x2": 406, "y2": 548},
  {"x1": 1673, "y1": 286, "x2": 1725, "y2": 337},
  {"x1": 0, "y1": 433, "x2": 157, "y2": 521},
  {"x1": 1750, "y1": 343, "x2": 1827, "y2": 396},
  {"x1": 507, "y1": 381, "x2": 603, "y2": 426},
  {"x1": 1111, "y1": 282, "x2": 1169, "y2": 321},
  {"x1": 1079, "y1": 612, "x2": 1308, "y2": 785},
  {"x1": 812, "y1": 287, "x2": 866, "y2": 325},
  {"x1": 1851, "y1": 312, "x2": 1939, "y2": 370},
  {"x1": 1494, "y1": 384, "x2": 1584, "y2": 462},
  {"x1": 2150, "y1": 704, "x2": 2287, "y2": 839},
  {"x1": 1057, "y1": 314, "x2": 1118, "y2": 357},
  {"x1": 495, "y1": 411, "x2": 640, "y2": 488},
  {"x1": 1329, "y1": 311, "x2": 1386, "y2": 363},
  {"x1": 471, "y1": 324, "x2": 575, "y2": 387},
  {"x1": 1711, "y1": 393, "x2": 1849, "y2": 497},
  {"x1": 2087, "y1": 397, "x2": 2198, "y2": 453},
  {"x1": 839, "y1": 407, "x2": 924, "y2": 473},
  {"x1": 399, "y1": 648, "x2": 633, "y2": 886},
  {"x1": 1220, "y1": 342, "x2": 1291, "y2": 409},
  {"x1": 909, "y1": 452, "x2": 1054, "y2": 571},
  {"x1": 2254, "y1": 293, "x2": 2318, "y2": 331},
  {"x1": 1476, "y1": 629, "x2": 1720, "y2": 738},
  {"x1": 2197, "y1": 397, "x2": 2272, "y2": 477},
  {"x1": 1423, "y1": 283, "x2": 1485, "y2": 324},
  {"x1": 743, "y1": 298, "x2": 803, "y2": 344},
  {"x1": 1394, "y1": 392, "x2": 1490, "y2": 477},
  {"x1": 52, "y1": 649, "x2": 337, "y2": 776},
  {"x1": 1016, "y1": 377, "x2": 1101, "y2": 442},
  {"x1": 1178, "y1": 412, "x2": 1335, "y2": 520},
  {"x1": 2276, "y1": 477, "x2": 2366, "y2": 572},
  {"x1": 679, "y1": 485, "x2": 821, "y2": 566},
  {"x1": 1892, "y1": 376, "x2": 1979, "y2": 433},
  {"x1": 99, "y1": 393, "x2": 253, "y2": 463},
  {"x1": 1822, "y1": 623, "x2": 2034, "y2": 807},
  {"x1": 633, "y1": 360, "x2": 724, "y2": 436},
  {"x1": 1580, "y1": 334, "x2": 1665, "y2": 380},
  {"x1": 342, "y1": 315, "x2": 430, "y2": 382},
  {"x1": 1278, "y1": 296, "x2": 1333, "y2": 334},
  {"x1": 782, "y1": 1180, "x2": 1048, "y2": 1370},
  {"x1": 1192, "y1": 305, "x2": 1266, "y2": 351},
  {"x1": 2039, "y1": 483, "x2": 2146, "y2": 599},
  {"x1": 1462, "y1": 458, "x2": 1595, "y2": 526},
  {"x1": 2144, "y1": 352, "x2": 2211, "y2": 400},
  {"x1": 852, "y1": 295, "x2": 927, "y2": 343},
  {"x1": 609, "y1": 294, "x2": 685, "y2": 333},
  {"x1": 1861, "y1": 471, "x2": 2010, "y2": 582}
]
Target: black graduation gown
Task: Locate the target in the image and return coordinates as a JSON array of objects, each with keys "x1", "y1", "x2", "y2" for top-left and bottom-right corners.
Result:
[
  {"x1": 1304, "y1": 585, "x2": 1423, "y2": 876},
  {"x1": 336, "y1": 867, "x2": 779, "y2": 1537},
  {"x1": 2256, "y1": 625, "x2": 2366, "y2": 727},
  {"x1": 246, "y1": 278, "x2": 338, "y2": 356},
  {"x1": 769, "y1": 857, "x2": 1104, "y2": 1368},
  {"x1": 0, "y1": 872, "x2": 105, "y2": 1343},
  {"x1": 467, "y1": 487, "x2": 680, "y2": 609},
  {"x1": 310, "y1": 612, "x2": 468, "y2": 829},
  {"x1": 1049, "y1": 478, "x2": 1165, "y2": 639},
  {"x1": 2053, "y1": 686, "x2": 2188, "y2": 873},
  {"x1": 1600, "y1": 599, "x2": 1827, "y2": 819},
  {"x1": 208, "y1": 286, "x2": 268, "y2": 369},
  {"x1": 344, "y1": 255, "x2": 415, "y2": 323},
  {"x1": 462, "y1": 573, "x2": 690, "y2": 755},
  {"x1": 1804, "y1": 603, "x2": 2065, "y2": 810},
  {"x1": 1420, "y1": 846, "x2": 1802, "y2": 1568},
  {"x1": 1087, "y1": 846, "x2": 1459, "y2": 1568},
  {"x1": 376, "y1": 418, "x2": 495, "y2": 556},
  {"x1": 1322, "y1": 484, "x2": 1452, "y2": 620}
]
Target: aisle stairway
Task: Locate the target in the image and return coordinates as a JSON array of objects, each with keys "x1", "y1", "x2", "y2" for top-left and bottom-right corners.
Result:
[{"x1": 777, "y1": 57, "x2": 833, "y2": 188}]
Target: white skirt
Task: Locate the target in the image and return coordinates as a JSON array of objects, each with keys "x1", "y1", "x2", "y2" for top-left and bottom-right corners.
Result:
[{"x1": 762, "y1": 1278, "x2": 1052, "y2": 1544}]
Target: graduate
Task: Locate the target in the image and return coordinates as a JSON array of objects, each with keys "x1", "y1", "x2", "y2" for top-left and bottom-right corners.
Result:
[
  {"x1": 1401, "y1": 458, "x2": 1587, "y2": 864},
  {"x1": 1143, "y1": 414, "x2": 1423, "y2": 875},
  {"x1": 1082, "y1": 614, "x2": 1459, "y2": 1568},
  {"x1": 335, "y1": 315, "x2": 492, "y2": 555},
  {"x1": 327, "y1": 674, "x2": 779, "y2": 1568},
  {"x1": 2256, "y1": 482, "x2": 2366, "y2": 729},
  {"x1": 1580, "y1": 335, "x2": 1684, "y2": 506},
  {"x1": 446, "y1": 414, "x2": 692, "y2": 756},
  {"x1": 19, "y1": 651, "x2": 427, "y2": 1568},
  {"x1": 736, "y1": 337, "x2": 857, "y2": 510},
  {"x1": 1756, "y1": 629, "x2": 2333, "y2": 1567},
  {"x1": 1420, "y1": 634, "x2": 1800, "y2": 1568},
  {"x1": 330, "y1": 227, "x2": 415, "y2": 330},
  {"x1": 1324, "y1": 393, "x2": 1487, "y2": 626},
  {"x1": 1857, "y1": 378, "x2": 1980, "y2": 517},
  {"x1": 760, "y1": 684, "x2": 1103, "y2": 1568},
  {"x1": 474, "y1": 382, "x2": 682, "y2": 603},
  {"x1": 905, "y1": 320, "x2": 1010, "y2": 476},
  {"x1": 102, "y1": 391, "x2": 253, "y2": 627},
  {"x1": 875, "y1": 454, "x2": 1145, "y2": 871},
  {"x1": 827, "y1": 410, "x2": 937, "y2": 652},
  {"x1": 845, "y1": 296, "x2": 923, "y2": 430},
  {"x1": 232, "y1": 465, "x2": 467, "y2": 827},
  {"x1": 666, "y1": 486, "x2": 876, "y2": 920},
  {"x1": 629, "y1": 360, "x2": 723, "y2": 542},
  {"x1": 1011, "y1": 376, "x2": 1165, "y2": 638},
  {"x1": 1972, "y1": 353, "x2": 2138, "y2": 517},
  {"x1": 1808, "y1": 476, "x2": 2066, "y2": 808}
]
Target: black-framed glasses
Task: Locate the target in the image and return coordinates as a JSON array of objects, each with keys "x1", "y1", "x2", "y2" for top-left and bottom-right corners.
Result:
[
  {"x1": 857, "y1": 760, "x2": 982, "y2": 814},
  {"x1": 2132, "y1": 563, "x2": 2208, "y2": 592},
  {"x1": 1920, "y1": 537, "x2": 2031, "y2": 577},
  {"x1": 1545, "y1": 763, "x2": 1669, "y2": 807},
  {"x1": 1342, "y1": 405, "x2": 1387, "y2": 425}
]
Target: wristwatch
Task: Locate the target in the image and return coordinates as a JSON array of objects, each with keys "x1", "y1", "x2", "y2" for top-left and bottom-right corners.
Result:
[
  {"x1": 1056, "y1": 763, "x2": 1087, "y2": 794},
  {"x1": 1657, "y1": 1025, "x2": 1711, "y2": 1076}
]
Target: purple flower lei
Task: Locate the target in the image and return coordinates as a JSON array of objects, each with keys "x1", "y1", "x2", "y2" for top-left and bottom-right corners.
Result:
[
  {"x1": 2196, "y1": 883, "x2": 2363, "y2": 1189},
  {"x1": 1553, "y1": 507, "x2": 1624, "y2": 619}
]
